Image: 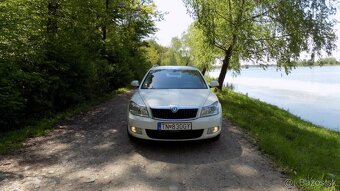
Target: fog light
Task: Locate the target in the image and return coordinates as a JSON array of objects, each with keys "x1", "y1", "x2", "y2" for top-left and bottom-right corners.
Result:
[
  {"x1": 130, "y1": 126, "x2": 142, "y2": 134},
  {"x1": 208, "y1": 126, "x2": 219, "y2": 134}
]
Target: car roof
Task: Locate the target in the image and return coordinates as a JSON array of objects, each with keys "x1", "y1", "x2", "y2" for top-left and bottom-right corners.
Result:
[{"x1": 150, "y1": 65, "x2": 199, "y2": 70}]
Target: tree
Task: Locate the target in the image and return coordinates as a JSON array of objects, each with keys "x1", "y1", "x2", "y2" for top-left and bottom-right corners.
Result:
[
  {"x1": 184, "y1": 0, "x2": 337, "y2": 89},
  {"x1": 317, "y1": 57, "x2": 339, "y2": 66},
  {"x1": 293, "y1": 57, "x2": 340, "y2": 66},
  {"x1": 160, "y1": 37, "x2": 190, "y2": 66},
  {"x1": 141, "y1": 41, "x2": 161, "y2": 66},
  {"x1": 183, "y1": 23, "x2": 220, "y2": 75},
  {"x1": 159, "y1": 24, "x2": 219, "y2": 74},
  {"x1": 0, "y1": 0, "x2": 160, "y2": 130},
  {"x1": 171, "y1": 37, "x2": 191, "y2": 66}
]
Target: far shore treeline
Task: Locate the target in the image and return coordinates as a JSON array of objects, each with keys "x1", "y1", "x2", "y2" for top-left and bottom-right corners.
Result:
[
  {"x1": 235, "y1": 57, "x2": 340, "y2": 69},
  {"x1": 292, "y1": 57, "x2": 340, "y2": 67}
]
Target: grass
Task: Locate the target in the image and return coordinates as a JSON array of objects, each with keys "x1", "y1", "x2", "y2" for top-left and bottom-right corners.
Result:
[
  {"x1": 217, "y1": 89, "x2": 340, "y2": 191},
  {"x1": 0, "y1": 88, "x2": 129, "y2": 155}
]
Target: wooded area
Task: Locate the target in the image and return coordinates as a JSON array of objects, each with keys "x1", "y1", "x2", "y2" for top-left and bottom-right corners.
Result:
[
  {"x1": 293, "y1": 57, "x2": 340, "y2": 66},
  {"x1": 0, "y1": 0, "x2": 160, "y2": 131},
  {"x1": 1, "y1": 0, "x2": 338, "y2": 131}
]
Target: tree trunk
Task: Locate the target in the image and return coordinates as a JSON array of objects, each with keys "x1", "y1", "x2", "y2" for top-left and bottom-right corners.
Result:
[
  {"x1": 101, "y1": 0, "x2": 109, "y2": 55},
  {"x1": 185, "y1": 56, "x2": 190, "y2": 66},
  {"x1": 47, "y1": 0, "x2": 59, "y2": 35},
  {"x1": 201, "y1": 67, "x2": 207, "y2": 76},
  {"x1": 217, "y1": 46, "x2": 233, "y2": 90},
  {"x1": 46, "y1": 0, "x2": 59, "y2": 60}
]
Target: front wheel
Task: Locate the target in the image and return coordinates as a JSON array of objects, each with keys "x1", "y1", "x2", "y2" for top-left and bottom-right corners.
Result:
[
  {"x1": 126, "y1": 128, "x2": 140, "y2": 142},
  {"x1": 210, "y1": 134, "x2": 221, "y2": 142},
  {"x1": 127, "y1": 128, "x2": 137, "y2": 141}
]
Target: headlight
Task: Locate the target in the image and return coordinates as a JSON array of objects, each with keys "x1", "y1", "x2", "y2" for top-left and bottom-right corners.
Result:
[
  {"x1": 129, "y1": 101, "x2": 149, "y2": 117},
  {"x1": 201, "y1": 101, "x2": 219, "y2": 117}
]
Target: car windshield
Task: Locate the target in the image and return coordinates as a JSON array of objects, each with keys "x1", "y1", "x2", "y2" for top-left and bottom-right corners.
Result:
[{"x1": 141, "y1": 69, "x2": 208, "y2": 89}]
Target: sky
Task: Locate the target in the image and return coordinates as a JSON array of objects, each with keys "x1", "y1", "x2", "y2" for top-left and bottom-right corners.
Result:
[
  {"x1": 153, "y1": 0, "x2": 193, "y2": 46},
  {"x1": 153, "y1": 0, "x2": 340, "y2": 60}
]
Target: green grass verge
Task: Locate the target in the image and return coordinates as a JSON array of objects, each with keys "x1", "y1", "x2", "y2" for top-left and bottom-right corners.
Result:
[
  {"x1": 0, "y1": 88, "x2": 129, "y2": 155},
  {"x1": 217, "y1": 89, "x2": 339, "y2": 191}
]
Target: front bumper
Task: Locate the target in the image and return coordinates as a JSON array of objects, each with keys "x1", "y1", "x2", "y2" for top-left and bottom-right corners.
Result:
[{"x1": 127, "y1": 112, "x2": 222, "y2": 141}]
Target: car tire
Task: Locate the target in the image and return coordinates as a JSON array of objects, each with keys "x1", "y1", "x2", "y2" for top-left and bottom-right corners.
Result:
[
  {"x1": 211, "y1": 134, "x2": 221, "y2": 142},
  {"x1": 127, "y1": 128, "x2": 137, "y2": 142}
]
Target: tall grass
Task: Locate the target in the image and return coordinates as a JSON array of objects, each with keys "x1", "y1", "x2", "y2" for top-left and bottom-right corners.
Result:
[{"x1": 218, "y1": 89, "x2": 339, "y2": 191}]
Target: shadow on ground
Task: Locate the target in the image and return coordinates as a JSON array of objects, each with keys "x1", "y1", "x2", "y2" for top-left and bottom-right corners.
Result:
[
  {"x1": 131, "y1": 126, "x2": 242, "y2": 165},
  {"x1": 0, "y1": 92, "x2": 292, "y2": 191}
]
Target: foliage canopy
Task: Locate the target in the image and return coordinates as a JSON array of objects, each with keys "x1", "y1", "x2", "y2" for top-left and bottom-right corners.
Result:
[
  {"x1": 0, "y1": 0, "x2": 160, "y2": 130},
  {"x1": 184, "y1": 0, "x2": 337, "y2": 88}
]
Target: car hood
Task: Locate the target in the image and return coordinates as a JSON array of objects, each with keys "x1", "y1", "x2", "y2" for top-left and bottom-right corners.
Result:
[{"x1": 139, "y1": 89, "x2": 211, "y2": 108}]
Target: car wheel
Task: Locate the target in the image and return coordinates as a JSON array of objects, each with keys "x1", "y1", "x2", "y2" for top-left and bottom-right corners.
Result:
[
  {"x1": 127, "y1": 128, "x2": 137, "y2": 141},
  {"x1": 211, "y1": 134, "x2": 221, "y2": 142}
]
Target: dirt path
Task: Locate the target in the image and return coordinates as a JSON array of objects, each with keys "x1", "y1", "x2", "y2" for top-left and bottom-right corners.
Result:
[{"x1": 0, "y1": 91, "x2": 296, "y2": 191}]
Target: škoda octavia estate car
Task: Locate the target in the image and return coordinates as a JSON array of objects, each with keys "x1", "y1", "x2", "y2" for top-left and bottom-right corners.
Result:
[{"x1": 127, "y1": 66, "x2": 222, "y2": 141}]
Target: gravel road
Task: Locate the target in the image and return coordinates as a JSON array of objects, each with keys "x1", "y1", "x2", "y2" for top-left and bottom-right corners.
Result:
[{"x1": 0, "y1": 91, "x2": 296, "y2": 191}]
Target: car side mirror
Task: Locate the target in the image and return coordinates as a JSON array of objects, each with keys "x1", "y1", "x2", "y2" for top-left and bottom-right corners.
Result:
[
  {"x1": 131, "y1": 80, "x2": 139, "y2": 88},
  {"x1": 209, "y1": 80, "x2": 219, "y2": 88}
]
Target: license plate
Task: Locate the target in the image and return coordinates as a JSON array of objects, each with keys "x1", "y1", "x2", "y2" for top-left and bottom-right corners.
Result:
[{"x1": 157, "y1": 122, "x2": 192, "y2": 130}]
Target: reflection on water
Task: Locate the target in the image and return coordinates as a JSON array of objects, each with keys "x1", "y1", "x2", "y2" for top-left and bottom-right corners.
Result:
[{"x1": 209, "y1": 66, "x2": 340, "y2": 131}]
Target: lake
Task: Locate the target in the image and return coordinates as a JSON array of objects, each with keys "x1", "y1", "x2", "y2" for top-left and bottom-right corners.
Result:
[{"x1": 209, "y1": 65, "x2": 340, "y2": 131}]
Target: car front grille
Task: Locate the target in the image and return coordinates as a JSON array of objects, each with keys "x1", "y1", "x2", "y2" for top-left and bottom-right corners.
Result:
[
  {"x1": 145, "y1": 129, "x2": 204, "y2": 140},
  {"x1": 151, "y1": 108, "x2": 198, "y2": 119}
]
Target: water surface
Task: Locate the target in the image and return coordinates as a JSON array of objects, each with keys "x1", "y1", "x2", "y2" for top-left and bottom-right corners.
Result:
[{"x1": 209, "y1": 66, "x2": 340, "y2": 131}]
